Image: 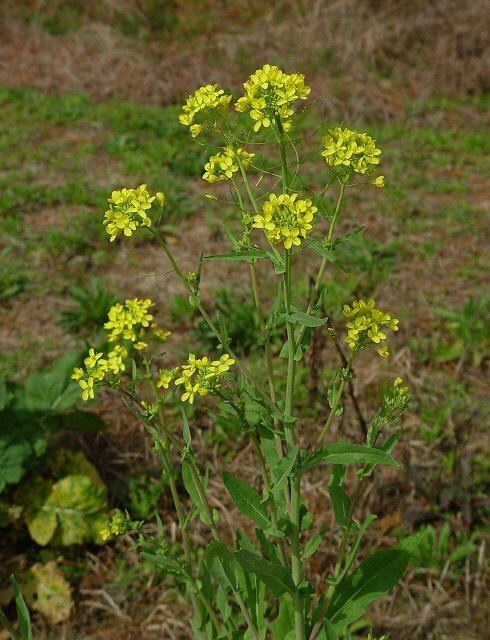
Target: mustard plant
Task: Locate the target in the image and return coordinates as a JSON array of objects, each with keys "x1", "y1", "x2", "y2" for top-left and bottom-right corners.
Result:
[{"x1": 73, "y1": 64, "x2": 420, "y2": 640}]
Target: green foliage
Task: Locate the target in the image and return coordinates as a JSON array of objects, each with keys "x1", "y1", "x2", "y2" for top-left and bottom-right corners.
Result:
[
  {"x1": 409, "y1": 523, "x2": 476, "y2": 570},
  {"x1": 58, "y1": 278, "x2": 119, "y2": 336},
  {"x1": 435, "y1": 296, "x2": 489, "y2": 366},
  {"x1": 0, "y1": 576, "x2": 33, "y2": 640},
  {"x1": 194, "y1": 288, "x2": 260, "y2": 355}
]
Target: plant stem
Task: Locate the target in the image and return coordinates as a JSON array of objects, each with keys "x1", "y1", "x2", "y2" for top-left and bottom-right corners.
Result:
[
  {"x1": 308, "y1": 477, "x2": 365, "y2": 640},
  {"x1": 186, "y1": 458, "x2": 260, "y2": 640},
  {"x1": 276, "y1": 116, "x2": 289, "y2": 192},
  {"x1": 283, "y1": 249, "x2": 306, "y2": 640},
  {"x1": 295, "y1": 179, "x2": 347, "y2": 349},
  {"x1": 146, "y1": 368, "x2": 222, "y2": 636},
  {"x1": 152, "y1": 230, "x2": 274, "y2": 412},
  {"x1": 306, "y1": 351, "x2": 355, "y2": 460}
]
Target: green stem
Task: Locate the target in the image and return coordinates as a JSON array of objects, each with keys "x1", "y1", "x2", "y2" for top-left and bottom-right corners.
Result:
[
  {"x1": 276, "y1": 115, "x2": 289, "y2": 192},
  {"x1": 146, "y1": 367, "x2": 222, "y2": 637},
  {"x1": 308, "y1": 477, "x2": 365, "y2": 640},
  {"x1": 283, "y1": 249, "x2": 306, "y2": 640},
  {"x1": 295, "y1": 179, "x2": 347, "y2": 349},
  {"x1": 186, "y1": 458, "x2": 260, "y2": 640},
  {"x1": 306, "y1": 350, "x2": 355, "y2": 461},
  {"x1": 152, "y1": 230, "x2": 274, "y2": 412}
]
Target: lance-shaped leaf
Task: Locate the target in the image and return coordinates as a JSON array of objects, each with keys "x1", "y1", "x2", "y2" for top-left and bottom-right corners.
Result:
[
  {"x1": 328, "y1": 465, "x2": 351, "y2": 527},
  {"x1": 205, "y1": 248, "x2": 268, "y2": 262},
  {"x1": 302, "y1": 443, "x2": 399, "y2": 472},
  {"x1": 223, "y1": 471, "x2": 272, "y2": 529},
  {"x1": 235, "y1": 550, "x2": 296, "y2": 597},
  {"x1": 283, "y1": 310, "x2": 328, "y2": 328},
  {"x1": 326, "y1": 533, "x2": 424, "y2": 631},
  {"x1": 271, "y1": 445, "x2": 298, "y2": 494},
  {"x1": 182, "y1": 457, "x2": 212, "y2": 525},
  {"x1": 206, "y1": 540, "x2": 240, "y2": 593}
]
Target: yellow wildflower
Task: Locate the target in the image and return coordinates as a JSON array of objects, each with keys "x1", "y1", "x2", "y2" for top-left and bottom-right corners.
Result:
[
  {"x1": 103, "y1": 185, "x2": 156, "y2": 242},
  {"x1": 321, "y1": 127, "x2": 381, "y2": 175},
  {"x1": 236, "y1": 64, "x2": 311, "y2": 132},
  {"x1": 179, "y1": 84, "x2": 232, "y2": 138},
  {"x1": 372, "y1": 175, "x2": 385, "y2": 188},
  {"x1": 104, "y1": 298, "x2": 154, "y2": 345},
  {"x1": 71, "y1": 349, "x2": 108, "y2": 401},
  {"x1": 252, "y1": 193, "x2": 317, "y2": 249},
  {"x1": 342, "y1": 299, "x2": 399, "y2": 354},
  {"x1": 157, "y1": 368, "x2": 176, "y2": 390},
  {"x1": 203, "y1": 146, "x2": 254, "y2": 183},
  {"x1": 175, "y1": 353, "x2": 235, "y2": 404}
]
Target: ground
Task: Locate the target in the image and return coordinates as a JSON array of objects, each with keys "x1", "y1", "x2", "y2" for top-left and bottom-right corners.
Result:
[{"x1": 0, "y1": 3, "x2": 489, "y2": 639}]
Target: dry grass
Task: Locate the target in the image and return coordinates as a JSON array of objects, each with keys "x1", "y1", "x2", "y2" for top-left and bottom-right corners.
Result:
[{"x1": 0, "y1": 0, "x2": 488, "y2": 119}]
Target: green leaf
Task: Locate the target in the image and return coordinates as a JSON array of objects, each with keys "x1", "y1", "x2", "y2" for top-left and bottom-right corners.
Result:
[
  {"x1": 0, "y1": 379, "x2": 7, "y2": 411},
  {"x1": 283, "y1": 310, "x2": 328, "y2": 328},
  {"x1": 333, "y1": 226, "x2": 366, "y2": 247},
  {"x1": 206, "y1": 540, "x2": 239, "y2": 592},
  {"x1": 303, "y1": 531, "x2": 325, "y2": 560},
  {"x1": 302, "y1": 444, "x2": 399, "y2": 471},
  {"x1": 11, "y1": 575, "x2": 32, "y2": 640},
  {"x1": 328, "y1": 465, "x2": 351, "y2": 527},
  {"x1": 340, "y1": 515, "x2": 377, "y2": 581},
  {"x1": 205, "y1": 248, "x2": 267, "y2": 262},
  {"x1": 0, "y1": 436, "x2": 31, "y2": 493},
  {"x1": 181, "y1": 407, "x2": 192, "y2": 447},
  {"x1": 223, "y1": 471, "x2": 272, "y2": 529},
  {"x1": 271, "y1": 446, "x2": 298, "y2": 494},
  {"x1": 182, "y1": 457, "x2": 212, "y2": 526},
  {"x1": 235, "y1": 550, "x2": 296, "y2": 597},
  {"x1": 20, "y1": 351, "x2": 82, "y2": 413},
  {"x1": 272, "y1": 593, "x2": 295, "y2": 639},
  {"x1": 310, "y1": 240, "x2": 347, "y2": 273},
  {"x1": 327, "y1": 547, "x2": 411, "y2": 631},
  {"x1": 19, "y1": 474, "x2": 109, "y2": 546}
]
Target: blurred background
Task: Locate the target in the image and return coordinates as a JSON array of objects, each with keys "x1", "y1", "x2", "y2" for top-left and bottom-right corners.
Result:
[{"x1": 0, "y1": 1, "x2": 488, "y2": 639}]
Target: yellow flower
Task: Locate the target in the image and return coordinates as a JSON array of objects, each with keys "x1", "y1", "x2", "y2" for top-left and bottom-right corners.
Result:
[
  {"x1": 175, "y1": 353, "x2": 235, "y2": 404},
  {"x1": 104, "y1": 298, "x2": 154, "y2": 345},
  {"x1": 179, "y1": 85, "x2": 232, "y2": 138},
  {"x1": 203, "y1": 146, "x2": 254, "y2": 183},
  {"x1": 342, "y1": 299, "x2": 399, "y2": 354},
  {"x1": 72, "y1": 349, "x2": 109, "y2": 401},
  {"x1": 157, "y1": 368, "x2": 176, "y2": 390},
  {"x1": 321, "y1": 127, "x2": 381, "y2": 175},
  {"x1": 79, "y1": 377, "x2": 95, "y2": 401},
  {"x1": 236, "y1": 64, "x2": 311, "y2": 132},
  {"x1": 372, "y1": 175, "x2": 385, "y2": 188},
  {"x1": 107, "y1": 345, "x2": 128, "y2": 374},
  {"x1": 103, "y1": 185, "x2": 156, "y2": 242},
  {"x1": 252, "y1": 193, "x2": 317, "y2": 249}
]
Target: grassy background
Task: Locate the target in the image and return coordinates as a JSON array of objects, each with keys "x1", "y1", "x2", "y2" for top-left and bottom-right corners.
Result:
[{"x1": 0, "y1": 2, "x2": 489, "y2": 639}]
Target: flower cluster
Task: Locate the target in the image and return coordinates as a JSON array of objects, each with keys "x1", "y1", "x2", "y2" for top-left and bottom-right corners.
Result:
[
  {"x1": 343, "y1": 299, "x2": 399, "y2": 355},
  {"x1": 175, "y1": 354, "x2": 235, "y2": 404},
  {"x1": 321, "y1": 127, "x2": 382, "y2": 176},
  {"x1": 104, "y1": 298, "x2": 154, "y2": 350},
  {"x1": 235, "y1": 64, "x2": 311, "y2": 132},
  {"x1": 157, "y1": 368, "x2": 177, "y2": 390},
  {"x1": 100, "y1": 509, "x2": 143, "y2": 542},
  {"x1": 71, "y1": 347, "x2": 127, "y2": 401},
  {"x1": 73, "y1": 298, "x2": 171, "y2": 401},
  {"x1": 203, "y1": 146, "x2": 255, "y2": 183},
  {"x1": 179, "y1": 84, "x2": 232, "y2": 138},
  {"x1": 103, "y1": 185, "x2": 157, "y2": 241},
  {"x1": 253, "y1": 193, "x2": 317, "y2": 249}
]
